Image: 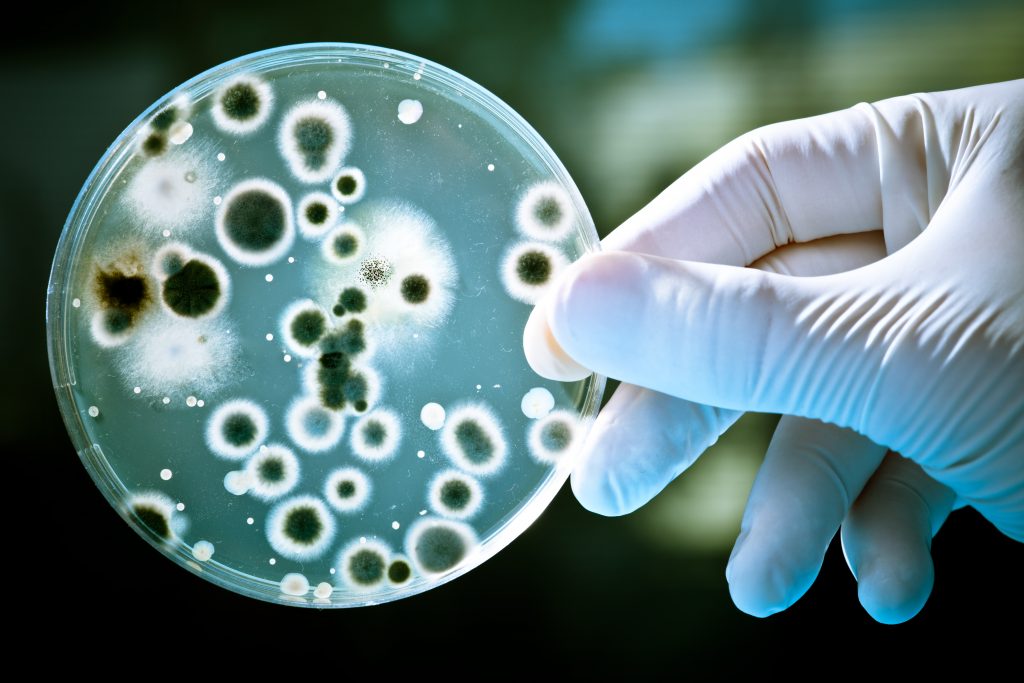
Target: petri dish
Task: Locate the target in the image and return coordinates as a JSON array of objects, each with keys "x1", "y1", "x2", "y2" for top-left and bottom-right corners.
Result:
[{"x1": 46, "y1": 43, "x2": 603, "y2": 606}]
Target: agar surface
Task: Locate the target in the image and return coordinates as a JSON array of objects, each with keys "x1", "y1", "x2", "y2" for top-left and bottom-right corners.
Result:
[{"x1": 68, "y1": 57, "x2": 590, "y2": 604}]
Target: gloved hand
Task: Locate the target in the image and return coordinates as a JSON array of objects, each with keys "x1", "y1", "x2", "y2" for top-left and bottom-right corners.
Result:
[{"x1": 524, "y1": 80, "x2": 1023, "y2": 624}]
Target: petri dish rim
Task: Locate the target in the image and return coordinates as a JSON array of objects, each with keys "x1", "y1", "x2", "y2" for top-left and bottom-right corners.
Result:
[{"x1": 46, "y1": 42, "x2": 605, "y2": 607}]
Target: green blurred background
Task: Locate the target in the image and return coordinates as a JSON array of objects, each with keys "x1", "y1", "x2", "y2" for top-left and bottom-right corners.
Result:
[{"x1": 4, "y1": 0, "x2": 1021, "y2": 671}]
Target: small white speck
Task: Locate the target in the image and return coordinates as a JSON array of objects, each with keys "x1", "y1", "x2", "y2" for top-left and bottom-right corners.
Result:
[
  {"x1": 160, "y1": 468, "x2": 173, "y2": 481},
  {"x1": 330, "y1": 568, "x2": 336, "y2": 574},
  {"x1": 184, "y1": 171, "x2": 196, "y2": 183},
  {"x1": 186, "y1": 395, "x2": 197, "y2": 407},
  {"x1": 493, "y1": 384, "x2": 502, "y2": 389},
  {"x1": 162, "y1": 396, "x2": 171, "y2": 405},
  {"x1": 265, "y1": 333, "x2": 274, "y2": 341},
  {"x1": 475, "y1": 384, "x2": 482, "y2": 391},
  {"x1": 265, "y1": 274, "x2": 274, "y2": 283},
  {"x1": 419, "y1": 509, "x2": 427, "y2": 516},
  {"x1": 487, "y1": 163, "x2": 495, "y2": 172},
  {"x1": 197, "y1": 400, "x2": 205, "y2": 407},
  {"x1": 420, "y1": 402, "x2": 445, "y2": 430},
  {"x1": 413, "y1": 72, "x2": 421, "y2": 80},
  {"x1": 360, "y1": 536, "x2": 367, "y2": 544},
  {"x1": 133, "y1": 386, "x2": 141, "y2": 394},
  {"x1": 217, "y1": 152, "x2": 226, "y2": 162},
  {"x1": 398, "y1": 99, "x2": 423, "y2": 124},
  {"x1": 417, "y1": 450, "x2": 425, "y2": 459},
  {"x1": 412, "y1": 333, "x2": 419, "y2": 339},
  {"x1": 259, "y1": 445, "x2": 268, "y2": 453},
  {"x1": 457, "y1": 123, "x2": 462, "y2": 128},
  {"x1": 193, "y1": 540, "x2": 214, "y2": 562},
  {"x1": 176, "y1": 502, "x2": 185, "y2": 511},
  {"x1": 317, "y1": 90, "x2": 327, "y2": 100},
  {"x1": 246, "y1": 517, "x2": 254, "y2": 525},
  {"x1": 269, "y1": 558, "x2": 277, "y2": 566},
  {"x1": 383, "y1": 63, "x2": 390, "y2": 69},
  {"x1": 162, "y1": 230, "x2": 171, "y2": 237},
  {"x1": 283, "y1": 354, "x2": 292, "y2": 363},
  {"x1": 288, "y1": 256, "x2": 295, "y2": 264},
  {"x1": 88, "y1": 406, "x2": 99, "y2": 417},
  {"x1": 72, "y1": 298, "x2": 81, "y2": 308},
  {"x1": 213, "y1": 196, "x2": 222, "y2": 205},
  {"x1": 392, "y1": 521, "x2": 400, "y2": 530}
]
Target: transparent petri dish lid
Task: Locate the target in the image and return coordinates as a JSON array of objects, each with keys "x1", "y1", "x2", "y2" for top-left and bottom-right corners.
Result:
[{"x1": 47, "y1": 43, "x2": 603, "y2": 607}]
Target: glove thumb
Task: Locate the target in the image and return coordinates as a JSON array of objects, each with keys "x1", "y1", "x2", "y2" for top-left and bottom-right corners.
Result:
[{"x1": 545, "y1": 250, "x2": 876, "y2": 428}]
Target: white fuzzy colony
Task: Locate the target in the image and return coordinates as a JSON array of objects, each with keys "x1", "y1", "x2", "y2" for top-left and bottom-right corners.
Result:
[
  {"x1": 428, "y1": 469, "x2": 484, "y2": 520},
  {"x1": 266, "y1": 495, "x2": 336, "y2": 561},
  {"x1": 500, "y1": 241, "x2": 569, "y2": 305},
  {"x1": 278, "y1": 99, "x2": 352, "y2": 183},
  {"x1": 215, "y1": 178, "x2": 295, "y2": 267},
  {"x1": 337, "y1": 538, "x2": 392, "y2": 590},
  {"x1": 157, "y1": 249, "x2": 231, "y2": 321},
  {"x1": 527, "y1": 409, "x2": 582, "y2": 465},
  {"x1": 117, "y1": 315, "x2": 242, "y2": 398},
  {"x1": 126, "y1": 491, "x2": 178, "y2": 540},
  {"x1": 279, "y1": 299, "x2": 329, "y2": 357},
  {"x1": 404, "y1": 518, "x2": 478, "y2": 578},
  {"x1": 330, "y1": 167, "x2": 367, "y2": 205},
  {"x1": 285, "y1": 395, "x2": 346, "y2": 453},
  {"x1": 125, "y1": 145, "x2": 218, "y2": 234},
  {"x1": 323, "y1": 467, "x2": 372, "y2": 513},
  {"x1": 439, "y1": 402, "x2": 508, "y2": 477},
  {"x1": 349, "y1": 408, "x2": 402, "y2": 463},
  {"x1": 321, "y1": 223, "x2": 366, "y2": 265},
  {"x1": 205, "y1": 398, "x2": 269, "y2": 460},
  {"x1": 211, "y1": 74, "x2": 274, "y2": 135},
  {"x1": 245, "y1": 444, "x2": 301, "y2": 501},
  {"x1": 296, "y1": 191, "x2": 340, "y2": 239},
  {"x1": 515, "y1": 180, "x2": 575, "y2": 241}
]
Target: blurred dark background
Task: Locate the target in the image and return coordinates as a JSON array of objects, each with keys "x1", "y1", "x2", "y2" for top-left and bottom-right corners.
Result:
[{"x1": 4, "y1": 0, "x2": 1021, "y2": 671}]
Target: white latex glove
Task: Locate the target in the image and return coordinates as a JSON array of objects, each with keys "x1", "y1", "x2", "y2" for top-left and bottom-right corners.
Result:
[{"x1": 525, "y1": 80, "x2": 1023, "y2": 624}]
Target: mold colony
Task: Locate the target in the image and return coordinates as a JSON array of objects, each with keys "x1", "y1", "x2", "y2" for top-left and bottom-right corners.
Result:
[{"x1": 62, "y1": 51, "x2": 593, "y2": 606}]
